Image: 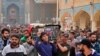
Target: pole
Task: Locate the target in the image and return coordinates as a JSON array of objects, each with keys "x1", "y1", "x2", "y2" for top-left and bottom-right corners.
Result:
[
  {"x1": 90, "y1": 0, "x2": 96, "y2": 31},
  {"x1": 56, "y1": 0, "x2": 59, "y2": 24},
  {"x1": 0, "y1": 0, "x2": 3, "y2": 24},
  {"x1": 25, "y1": 0, "x2": 30, "y2": 24},
  {"x1": 72, "y1": 0, "x2": 75, "y2": 30}
]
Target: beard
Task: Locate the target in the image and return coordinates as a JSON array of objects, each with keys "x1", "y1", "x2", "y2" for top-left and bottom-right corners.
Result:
[
  {"x1": 27, "y1": 41, "x2": 32, "y2": 45},
  {"x1": 11, "y1": 42, "x2": 19, "y2": 48},
  {"x1": 3, "y1": 36, "x2": 9, "y2": 39},
  {"x1": 91, "y1": 40, "x2": 96, "y2": 43}
]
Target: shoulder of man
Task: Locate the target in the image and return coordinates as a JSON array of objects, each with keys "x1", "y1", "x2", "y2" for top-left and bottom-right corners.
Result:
[
  {"x1": 93, "y1": 52, "x2": 100, "y2": 56},
  {"x1": 3, "y1": 44, "x2": 10, "y2": 50},
  {"x1": 95, "y1": 42, "x2": 100, "y2": 47},
  {"x1": 37, "y1": 41, "x2": 42, "y2": 45},
  {"x1": 23, "y1": 42, "x2": 27, "y2": 45},
  {"x1": 19, "y1": 45, "x2": 27, "y2": 50},
  {"x1": 97, "y1": 41, "x2": 100, "y2": 44},
  {"x1": 0, "y1": 37, "x2": 2, "y2": 41},
  {"x1": 20, "y1": 45, "x2": 25, "y2": 47},
  {"x1": 22, "y1": 42, "x2": 28, "y2": 46},
  {"x1": 76, "y1": 52, "x2": 82, "y2": 56}
]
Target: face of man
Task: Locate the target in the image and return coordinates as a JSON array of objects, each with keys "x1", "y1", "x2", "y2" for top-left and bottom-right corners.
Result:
[
  {"x1": 69, "y1": 33, "x2": 74, "y2": 39},
  {"x1": 60, "y1": 35, "x2": 67, "y2": 43},
  {"x1": 79, "y1": 44, "x2": 84, "y2": 52},
  {"x1": 13, "y1": 28, "x2": 18, "y2": 33},
  {"x1": 90, "y1": 35, "x2": 97, "y2": 43},
  {"x1": 24, "y1": 31, "x2": 30, "y2": 37},
  {"x1": 10, "y1": 37, "x2": 19, "y2": 47},
  {"x1": 27, "y1": 37, "x2": 32, "y2": 45},
  {"x1": 2, "y1": 31, "x2": 9, "y2": 39},
  {"x1": 80, "y1": 32, "x2": 84, "y2": 36},
  {"x1": 37, "y1": 32, "x2": 41, "y2": 37},
  {"x1": 42, "y1": 34, "x2": 48, "y2": 42}
]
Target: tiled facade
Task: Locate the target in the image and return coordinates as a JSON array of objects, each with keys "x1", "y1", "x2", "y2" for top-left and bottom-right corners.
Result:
[{"x1": 0, "y1": 0, "x2": 56, "y2": 24}]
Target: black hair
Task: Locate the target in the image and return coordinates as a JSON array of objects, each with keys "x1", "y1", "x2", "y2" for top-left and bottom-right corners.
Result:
[
  {"x1": 80, "y1": 30, "x2": 85, "y2": 33},
  {"x1": 23, "y1": 29, "x2": 31, "y2": 36},
  {"x1": 89, "y1": 32, "x2": 96, "y2": 37},
  {"x1": 1, "y1": 28, "x2": 10, "y2": 34},
  {"x1": 27, "y1": 36, "x2": 33, "y2": 39},
  {"x1": 80, "y1": 39, "x2": 92, "y2": 48},
  {"x1": 40, "y1": 32, "x2": 47, "y2": 41},
  {"x1": 70, "y1": 32, "x2": 75, "y2": 35},
  {"x1": 40, "y1": 32, "x2": 47, "y2": 38},
  {"x1": 11, "y1": 34, "x2": 20, "y2": 39}
]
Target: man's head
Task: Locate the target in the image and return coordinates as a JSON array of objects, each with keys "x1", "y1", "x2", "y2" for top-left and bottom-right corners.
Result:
[
  {"x1": 10, "y1": 34, "x2": 20, "y2": 48},
  {"x1": 60, "y1": 34, "x2": 68, "y2": 43},
  {"x1": 89, "y1": 33, "x2": 97, "y2": 43},
  {"x1": 79, "y1": 39, "x2": 92, "y2": 51},
  {"x1": 13, "y1": 28, "x2": 18, "y2": 33},
  {"x1": 69, "y1": 32, "x2": 75, "y2": 39},
  {"x1": 80, "y1": 31, "x2": 85, "y2": 36},
  {"x1": 40, "y1": 32, "x2": 48, "y2": 42},
  {"x1": 26, "y1": 36, "x2": 33, "y2": 45},
  {"x1": 23, "y1": 29, "x2": 30, "y2": 37},
  {"x1": 37, "y1": 31, "x2": 41, "y2": 37},
  {"x1": 1, "y1": 28, "x2": 10, "y2": 39}
]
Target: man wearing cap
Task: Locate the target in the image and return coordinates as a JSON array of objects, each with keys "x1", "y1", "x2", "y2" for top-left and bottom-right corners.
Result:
[
  {"x1": 2, "y1": 34, "x2": 27, "y2": 56},
  {"x1": 76, "y1": 39, "x2": 100, "y2": 56}
]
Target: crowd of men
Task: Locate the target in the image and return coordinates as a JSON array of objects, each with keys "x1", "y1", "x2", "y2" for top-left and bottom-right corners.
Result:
[{"x1": 0, "y1": 24, "x2": 100, "y2": 56}]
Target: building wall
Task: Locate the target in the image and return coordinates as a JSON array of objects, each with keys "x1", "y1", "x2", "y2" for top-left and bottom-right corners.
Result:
[
  {"x1": 59, "y1": 0, "x2": 100, "y2": 31},
  {"x1": 29, "y1": 2, "x2": 56, "y2": 24},
  {"x1": 59, "y1": 0, "x2": 100, "y2": 9}
]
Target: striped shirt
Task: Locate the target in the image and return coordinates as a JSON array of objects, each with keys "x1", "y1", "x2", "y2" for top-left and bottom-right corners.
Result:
[{"x1": 2, "y1": 45, "x2": 27, "y2": 56}]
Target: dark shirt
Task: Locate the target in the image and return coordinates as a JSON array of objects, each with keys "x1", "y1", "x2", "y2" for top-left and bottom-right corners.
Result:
[
  {"x1": 0, "y1": 37, "x2": 10, "y2": 50},
  {"x1": 3, "y1": 39, "x2": 7, "y2": 47},
  {"x1": 56, "y1": 43, "x2": 70, "y2": 56},
  {"x1": 6, "y1": 52, "x2": 25, "y2": 56}
]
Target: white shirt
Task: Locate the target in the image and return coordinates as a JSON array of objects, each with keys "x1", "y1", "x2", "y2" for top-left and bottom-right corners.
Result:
[{"x1": 2, "y1": 44, "x2": 27, "y2": 56}]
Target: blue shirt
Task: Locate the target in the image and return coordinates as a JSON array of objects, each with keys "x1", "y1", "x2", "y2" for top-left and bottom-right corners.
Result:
[
  {"x1": 35, "y1": 41, "x2": 56, "y2": 56},
  {"x1": 91, "y1": 42, "x2": 100, "y2": 53},
  {"x1": 0, "y1": 38, "x2": 10, "y2": 50}
]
